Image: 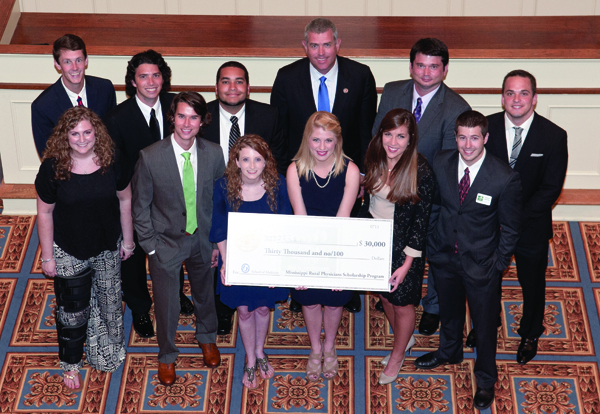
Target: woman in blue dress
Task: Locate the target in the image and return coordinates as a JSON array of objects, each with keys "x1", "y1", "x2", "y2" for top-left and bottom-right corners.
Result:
[
  {"x1": 210, "y1": 134, "x2": 291, "y2": 390},
  {"x1": 286, "y1": 112, "x2": 361, "y2": 382}
]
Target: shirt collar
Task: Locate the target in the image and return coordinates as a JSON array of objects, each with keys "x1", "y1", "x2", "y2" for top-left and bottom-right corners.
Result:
[
  {"x1": 135, "y1": 94, "x2": 162, "y2": 118},
  {"x1": 504, "y1": 111, "x2": 535, "y2": 135},
  {"x1": 219, "y1": 102, "x2": 245, "y2": 121},
  {"x1": 309, "y1": 58, "x2": 339, "y2": 83},
  {"x1": 61, "y1": 77, "x2": 86, "y2": 101},
  {"x1": 412, "y1": 83, "x2": 441, "y2": 109},
  {"x1": 459, "y1": 148, "x2": 486, "y2": 180}
]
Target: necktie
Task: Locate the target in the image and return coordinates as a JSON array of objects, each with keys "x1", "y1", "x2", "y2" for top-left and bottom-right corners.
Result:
[
  {"x1": 77, "y1": 96, "x2": 84, "y2": 107},
  {"x1": 509, "y1": 127, "x2": 523, "y2": 168},
  {"x1": 459, "y1": 167, "x2": 470, "y2": 205},
  {"x1": 413, "y1": 97, "x2": 422, "y2": 124},
  {"x1": 181, "y1": 152, "x2": 197, "y2": 234},
  {"x1": 229, "y1": 116, "x2": 240, "y2": 150},
  {"x1": 149, "y1": 109, "x2": 161, "y2": 142},
  {"x1": 318, "y1": 76, "x2": 330, "y2": 112}
]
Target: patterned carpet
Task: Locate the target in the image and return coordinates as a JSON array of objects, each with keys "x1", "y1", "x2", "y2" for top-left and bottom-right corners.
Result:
[{"x1": 0, "y1": 217, "x2": 599, "y2": 413}]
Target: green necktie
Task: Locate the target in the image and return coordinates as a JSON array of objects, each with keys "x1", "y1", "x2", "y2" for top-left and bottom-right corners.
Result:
[{"x1": 181, "y1": 152, "x2": 197, "y2": 233}]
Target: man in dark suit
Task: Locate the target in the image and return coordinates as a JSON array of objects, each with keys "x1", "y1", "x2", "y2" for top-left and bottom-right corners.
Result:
[
  {"x1": 486, "y1": 70, "x2": 568, "y2": 364},
  {"x1": 203, "y1": 61, "x2": 285, "y2": 334},
  {"x1": 372, "y1": 38, "x2": 471, "y2": 332},
  {"x1": 270, "y1": 17, "x2": 377, "y2": 313},
  {"x1": 132, "y1": 91, "x2": 225, "y2": 385},
  {"x1": 104, "y1": 50, "x2": 193, "y2": 339},
  {"x1": 414, "y1": 110, "x2": 522, "y2": 410},
  {"x1": 31, "y1": 34, "x2": 116, "y2": 157}
]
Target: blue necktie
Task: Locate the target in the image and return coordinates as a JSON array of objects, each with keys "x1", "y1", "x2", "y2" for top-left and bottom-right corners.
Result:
[
  {"x1": 413, "y1": 97, "x2": 422, "y2": 124},
  {"x1": 318, "y1": 76, "x2": 330, "y2": 112}
]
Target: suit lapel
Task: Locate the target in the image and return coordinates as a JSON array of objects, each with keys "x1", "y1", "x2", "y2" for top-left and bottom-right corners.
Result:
[
  {"x1": 515, "y1": 113, "x2": 541, "y2": 171},
  {"x1": 52, "y1": 78, "x2": 74, "y2": 112},
  {"x1": 445, "y1": 152, "x2": 461, "y2": 207},
  {"x1": 160, "y1": 94, "x2": 172, "y2": 139},
  {"x1": 399, "y1": 81, "x2": 413, "y2": 112},
  {"x1": 194, "y1": 139, "x2": 206, "y2": 209},
  {"x1": 488, "y1": 115, "x2": 509, "y2": 163},
  {"x1": 161, "y1": 136, "x2": 186, "y2": 206},
  {"x1": 417, "y1": 83, "x2": 445, "y2": 140},
  {"x1": 245, "y1": 100, "x2": 256, "y2": 133},
  {"x1": 300, "y1": 60, "x2": 317, "y2": 114},
  {"x1": 332, "y1": 57, "x2": 348, "y2": 115}
]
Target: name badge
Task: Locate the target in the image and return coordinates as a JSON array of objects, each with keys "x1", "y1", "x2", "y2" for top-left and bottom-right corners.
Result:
[{"x1": 476, "y1": 193, "x2": 492, "y2": 205}]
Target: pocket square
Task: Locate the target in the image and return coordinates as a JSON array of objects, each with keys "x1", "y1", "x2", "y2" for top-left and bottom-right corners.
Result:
[{"x1": 530, "y1": 153, "x2": 544, "y2": 157}]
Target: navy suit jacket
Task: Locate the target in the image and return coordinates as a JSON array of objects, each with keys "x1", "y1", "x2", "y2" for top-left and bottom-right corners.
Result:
[
  {"x1": 203, "y1": 99, "x2": 286, "y2": 174},
  {"x1": 31, "y1": 75, "x2": 116, "y2": 157},
  {"x1": 486, "y1": 112, "x2": 568, "y2": 244},
  {"x1": 372, "y1": 79, "x2": 471, "y2": 164},
  {"x1": 104, "y1": 93, "x2": 175, "y2": 174},
  {"x1": 270, "y1": 56, "x2": 377, "y2": 170}
]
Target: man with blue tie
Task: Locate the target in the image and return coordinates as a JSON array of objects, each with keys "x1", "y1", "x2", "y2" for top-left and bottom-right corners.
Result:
[{"x1": 372, "y1": 38, "x2": 471, "y2": 332}]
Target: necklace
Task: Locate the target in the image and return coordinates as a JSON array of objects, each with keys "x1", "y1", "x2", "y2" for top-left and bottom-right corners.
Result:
[{"x1": 311, "y1": 162, "x2": 335, "y2": 189}]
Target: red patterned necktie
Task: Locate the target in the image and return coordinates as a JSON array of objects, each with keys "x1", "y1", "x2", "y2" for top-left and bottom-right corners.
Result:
[{"x1": 459, "y1": 167, "x2": 470, "y2": 205}]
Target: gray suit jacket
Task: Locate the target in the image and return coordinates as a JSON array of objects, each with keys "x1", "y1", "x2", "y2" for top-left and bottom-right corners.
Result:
[
  {"x1": 427, "y1": 150, "x2": 522, "y2": 280},
  {"x1": 131, "y1": 135, "x2": 226, "y2": 264},
  {"x1": 372, "y1": 80, "x2": 471, "y2": 163}
]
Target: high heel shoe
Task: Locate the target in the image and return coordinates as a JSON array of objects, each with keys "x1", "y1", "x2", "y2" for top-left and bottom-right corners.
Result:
[
  {"x1": 378, "y1": 355, "x2": 405, "y2": 385},
  {"x1": 381, "y1": 335, "x2": 416, "y2": 366}
]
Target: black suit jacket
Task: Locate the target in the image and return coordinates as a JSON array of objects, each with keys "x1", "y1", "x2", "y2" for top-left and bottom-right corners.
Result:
[
  {"x1": 203, "y1": 99, "x2": 286, "y2": 174},
  {"x1": 270, "y1": 56, "x2": 377, "y2": 170},
  {"x1": 427, "y1": 150, "x2": 522, "y2": 279},
  {"x1": 31, "y1": 75, "x2": 116, "y2": 157},
  {"x1": 486, "y1": 112, "x2": 568, "y2": 244},
  {"x1": 104, "y1": 93, "x2": 175, "y2": 173}
]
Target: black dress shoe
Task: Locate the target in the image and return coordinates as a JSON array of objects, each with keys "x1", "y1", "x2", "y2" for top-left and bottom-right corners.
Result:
[
  {"x1": 374, "y1": 299, "x2": 384, "y2": 312},
  {"x1": 217, "y1": 313, "x2": 233, "y2": 335},
  {"x1": 465, "y1": 329, "x2": 476, "y2": 348},
  {"x1": 414, "y1": 352, "x2": 462, "y2": 370},
  {"x1": 418, "y1": 311, "x2": 440, "y2": 335},
  {"x1": 516, "y1": 337, "x2": 538, "y2": 364},
  {"x1": 288, "y1": 298, "x2": 302, "y2": 313},
  {"x1": 343, "y1": 292, "x2": 362, "y2": 313},
  {"x1": 474, "y1": 386, "x2": 495, "y2": 410},
  {"x1": 179, "y1": 294, "x2": 194, "y2": 315},
  {"x1": 132, "y1": 312, "x2": 155, "y2": 338}
]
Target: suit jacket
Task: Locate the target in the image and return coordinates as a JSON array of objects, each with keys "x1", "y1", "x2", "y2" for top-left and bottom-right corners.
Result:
[
  {"x1": 427, "y1": 150, "x2": 522, "y2": 279},
  {"x1": 203, "y1": 99, "x2": 286, "y2": 174},
  {"x1": 131, "y1": 135, "x2": 226, "y2": 265},
  {"x1": 372, "y1": 80, "x2": 471, "y2": 164},
  {"x1": 486, "y1": 112, "x2": 568, "y2": 244},
  {"x1": 270, "y1": 56, "x2": 377, "y2": 170},
  {"x1": 104, "y1": 93, "x2": 175, "y2": 173},
  {"x1": 32, "y1": 75, "x2": 117, "y2": 157}
]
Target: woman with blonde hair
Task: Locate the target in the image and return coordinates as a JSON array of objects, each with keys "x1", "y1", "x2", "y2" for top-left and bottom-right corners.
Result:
[
  {"x1": 35, "y1": 106, "x2": 133, "y2": 390},
  {"x1": 210, "y1": 134, "x2": 291, "y2": 389},
  {"x1": 286, "y1": 111, "x2": 360, "y2": 382}
]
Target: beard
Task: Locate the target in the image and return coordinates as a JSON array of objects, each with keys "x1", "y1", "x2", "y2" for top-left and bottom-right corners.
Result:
[{"x1": 218, "y1": 97, "x2": 247, "y2": 108}]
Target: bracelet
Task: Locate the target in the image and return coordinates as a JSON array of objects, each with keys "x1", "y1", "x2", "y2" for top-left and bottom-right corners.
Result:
[
  {"x1": 41, "y1": 257, "x2": 55, "y2": 263},
  {"x1": 121, "y1": 242, "x2": 136, "y2": 252}
]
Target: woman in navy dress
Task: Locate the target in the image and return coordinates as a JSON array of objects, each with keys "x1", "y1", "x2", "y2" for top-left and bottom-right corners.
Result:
[
  {"x1": 286, "y1": 112, "x2": 361, "y2": 382},
  {"x1": 210, "y1": 135, "x2": 291, "y2": 390},
  {"x1": 360, "y1": 109, "x2": 435, "y2": 384}
]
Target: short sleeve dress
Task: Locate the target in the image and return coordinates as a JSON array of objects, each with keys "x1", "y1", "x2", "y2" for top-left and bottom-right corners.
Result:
[
  {"x1": 209, "y1": 174, "x2": 291, "y2": 311},
  {"x1": 289, "y1": 162, "x2": 355, "y2": 307}
]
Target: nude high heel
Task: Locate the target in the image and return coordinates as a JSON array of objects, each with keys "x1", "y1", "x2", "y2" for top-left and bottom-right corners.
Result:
[{"x1": 381, "y1": 334, "x2": 415, "y2": 366}]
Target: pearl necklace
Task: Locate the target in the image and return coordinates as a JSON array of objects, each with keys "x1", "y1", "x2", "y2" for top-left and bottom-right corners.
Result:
[{"x1": 311, "y1": 162, "x2": 335, "y2": 189}]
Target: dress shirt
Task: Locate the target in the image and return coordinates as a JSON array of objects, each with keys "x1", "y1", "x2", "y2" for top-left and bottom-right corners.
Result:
[
  {"x1": 309, "y1": 59, "x2": 338, "y2": 112},
  {"x1": 504, "y1": 112, "x2": 535, "y2": 162},
  {"x1": 62, "y1": 78, "x2": 88, "y2": 107},
  {"x1": 412, "y1": 84, "x2": 440, "y2": 115},
  {"x1": 135, "y1": 95, "x2": 164, "y2": 138},
  {"x1": 458, "y1": 149, "x2": 486, "y2": 184},
  {"x1": 218, "y1": 103, "x2": 246, "y2": 163}
]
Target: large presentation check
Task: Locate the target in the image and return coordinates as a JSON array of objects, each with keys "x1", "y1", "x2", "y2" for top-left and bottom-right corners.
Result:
[{"x1": 225, "y1": 213, "x2": 393, "y2": 291}]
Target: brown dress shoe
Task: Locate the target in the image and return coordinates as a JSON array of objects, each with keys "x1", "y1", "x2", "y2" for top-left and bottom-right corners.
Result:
[
  {"x1": 158, "y1": 362, "x2": 176, "y2": 386},
  {"x1": 199, "y1": 343, "x2": 221, "y2": 367}
]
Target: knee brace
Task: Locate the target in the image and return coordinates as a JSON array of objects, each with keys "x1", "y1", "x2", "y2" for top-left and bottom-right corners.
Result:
[{"x1": 54, "y1": 267, "x2": 94, "y2": 364}]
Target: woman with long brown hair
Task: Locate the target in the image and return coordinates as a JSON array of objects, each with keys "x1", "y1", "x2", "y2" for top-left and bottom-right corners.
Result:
[{"x1": 361, "y1": 108, "x2": 436, "y2": 384}]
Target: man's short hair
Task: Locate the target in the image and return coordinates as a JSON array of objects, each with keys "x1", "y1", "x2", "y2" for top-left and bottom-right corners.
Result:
[
  {"x1": 304, "y1": 18, "x2": 338, "y2": 42},
  {"x1": 455, "y1": 110, "x2": 488, "y2": 137},
  {"x1": 168, "y1": 91, "x2": 212, "y2": 137},
  {"x1": 52, "y1": 34, "x2": 87, "y2": 63},
  {"x1": 125, "y1": 49, "x2": 172, "y2": 98},
  {"x1": 410, "y1": 38, "x2": 449, "y2": 68},
  {"x1": 502, "y1": 69, "x2": 537, "y2": 96},
  {"x1": 216, "y1": 61, "x2": 249, "y2": 84}
]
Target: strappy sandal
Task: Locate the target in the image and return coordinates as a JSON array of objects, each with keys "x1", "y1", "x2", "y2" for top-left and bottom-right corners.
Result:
[
  {"x1": 322, "y1": 344, "x2": 338, "y2": 380},
  {"x1": 63, "y1": 370, "x2": 83, "y2": 392},
  {"x1": 256, "y1": 354, "x2": 274, "y2": 380},
  {"x1": 305, "y1": 350, "x2": 322, "y2": 382},
  {"x1": 242, "y1": 363, "x2": 258, "y2": 390}
]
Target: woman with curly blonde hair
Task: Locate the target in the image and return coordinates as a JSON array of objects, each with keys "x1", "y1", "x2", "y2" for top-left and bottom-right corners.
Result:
[
  {"x1": 35, "y1": 106, "x2": 134, "y2": 391},
  {"x1": 209, "y1": 134, "x2": 291, "y2": 389}
]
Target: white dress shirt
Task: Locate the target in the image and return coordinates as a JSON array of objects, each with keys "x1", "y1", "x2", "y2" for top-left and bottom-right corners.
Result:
[
  {"x1": 62, "y1": 78, "x2": 88, "y2": 107},
  {"x1": 135, "y1": 95, "x2": 164, "y2": 138},
  {"x1": 504, "y1": 112, "x2": 535, "y2": 162},
  {"x1": 218, "y1": 103, "x2": 246, "y2": 163},
  {"x1": 412, "y1": 84, "x2": 441, "y2": 115},
  {"x1": 309, "y1": 59, "x2": 338, "y2": 112}
]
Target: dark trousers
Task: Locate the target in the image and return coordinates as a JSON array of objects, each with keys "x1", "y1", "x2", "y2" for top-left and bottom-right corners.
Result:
[
  {"x1": 514, "y1": 239, "x2": 549, "y2": 340},
  {"x1": 432, "y1": 255, "x2": 501, "y2": 389}
]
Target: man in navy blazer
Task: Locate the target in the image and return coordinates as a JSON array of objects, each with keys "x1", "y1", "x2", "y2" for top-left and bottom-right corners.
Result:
[
  {"x1": 415, "y1": 111, "x2": 522, "y2": 410},
  {"x1": 31, "y1": 34, "x2": 116, "y2": 158},
  {"x1": 486, "y1": 70, "x2": 568, "y2": 365},
  {"x1": 371, "y1": 38, "x2": 471, "y2": 332}
]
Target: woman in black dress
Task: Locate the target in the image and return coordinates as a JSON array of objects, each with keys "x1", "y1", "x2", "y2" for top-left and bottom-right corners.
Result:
[{"x1": 361, "y1": 109, "x2": 436, "y2": 384}]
